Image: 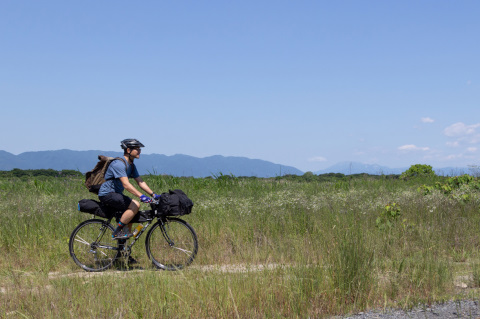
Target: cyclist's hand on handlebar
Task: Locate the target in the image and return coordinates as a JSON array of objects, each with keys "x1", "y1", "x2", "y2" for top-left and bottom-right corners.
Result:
[
  {"x1": 140, "y1": 194, "x2": 152, "y2": 203},
  {"x1": 152, "y1": 193, "x2": 161, "y2": 200}
]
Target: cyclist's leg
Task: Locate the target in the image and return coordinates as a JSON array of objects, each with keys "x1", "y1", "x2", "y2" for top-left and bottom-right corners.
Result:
[
  {"x1": 100, "y1": 193, "x2": 138, "y2": 237},
  {"x1": 119, "y1": 199, "x2": 140, "y2": 227}
]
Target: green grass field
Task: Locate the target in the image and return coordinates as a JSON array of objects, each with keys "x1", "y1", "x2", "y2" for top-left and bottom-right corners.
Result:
[{"x1": 1, "y1": 173, "x2": 480, "y2": 318}]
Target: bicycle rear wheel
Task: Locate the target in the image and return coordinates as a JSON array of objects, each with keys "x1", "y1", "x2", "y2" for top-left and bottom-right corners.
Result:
[
  {"x1": 69, "y1": 219, "x2": 119, "y2": 272},
  {"x1": 145, "y1": 217, "x2": 198, "y2": 271}
]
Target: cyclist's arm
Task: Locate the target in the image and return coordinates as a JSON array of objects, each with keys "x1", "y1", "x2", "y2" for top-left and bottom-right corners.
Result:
[
  {"x1": 134, "y1": 177, "x2": 155, "y2": 197},
  {"x1": 119, "y1": 176, "x2": 143, "y2": 198}
]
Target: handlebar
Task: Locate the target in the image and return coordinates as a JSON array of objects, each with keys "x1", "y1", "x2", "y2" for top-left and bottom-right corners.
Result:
[{"x1": 149, "y1": 198, "x2": 160, "y2": 205}]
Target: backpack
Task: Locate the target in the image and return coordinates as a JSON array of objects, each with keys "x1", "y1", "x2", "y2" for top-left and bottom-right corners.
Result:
[
  {"x1": 84, "y1": 155, "x2": 128, "y2": 194},
  {"x1": 155, "y1": 189, "x2": 194, "y2": 216}
]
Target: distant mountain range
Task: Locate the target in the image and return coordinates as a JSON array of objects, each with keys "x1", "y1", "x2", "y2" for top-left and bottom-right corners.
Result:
[
  {"x1": 0, "y1": 150, "x2": 302, "y2": 178},
  {"x1": 0, "y1": 150, "x2": 474, "y2": 177}
]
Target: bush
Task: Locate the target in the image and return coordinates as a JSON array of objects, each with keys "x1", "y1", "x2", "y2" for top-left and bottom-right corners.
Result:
[{"x1": 400, "y1": 164, "x2": 435, "y2": 180}]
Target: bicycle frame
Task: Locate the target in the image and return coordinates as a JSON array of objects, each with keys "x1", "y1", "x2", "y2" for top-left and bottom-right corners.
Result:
[
  {"x1": 99, "y1": 209, "x2": 167, "y2": 252},
  {"x1": 124, "y1": 211, "x2": 154, "y2": 249}
]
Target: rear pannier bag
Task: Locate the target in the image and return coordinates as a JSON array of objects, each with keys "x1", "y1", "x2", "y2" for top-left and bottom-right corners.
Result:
[
  {"x1": 156, "y1": 189, "x2": 193, "y2": 216},
  {"x1": 78, "y1": 199, "x2": 113, "y2": 219},
  {"x1": 78, "y1": 199, "x2": 152, "y2": 222}
]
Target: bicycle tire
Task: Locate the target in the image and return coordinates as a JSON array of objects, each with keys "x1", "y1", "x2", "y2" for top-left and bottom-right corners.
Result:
[
  {"x1": 69, "y1": 219, "x2": 119, "y2": 272},
  {"x1": 145, "y1": 217, "x2": 198, "y2": 271}
]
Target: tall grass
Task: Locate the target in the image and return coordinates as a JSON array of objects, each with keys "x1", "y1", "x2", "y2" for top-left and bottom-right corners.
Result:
[{"x1": 1, "y1": 174, "x2": 480, "y2": 317}]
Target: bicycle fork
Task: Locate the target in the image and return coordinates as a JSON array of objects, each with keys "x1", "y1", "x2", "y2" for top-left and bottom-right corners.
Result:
[{"x1": 159, "y1": 219, "x2": 175, "y2": 246}]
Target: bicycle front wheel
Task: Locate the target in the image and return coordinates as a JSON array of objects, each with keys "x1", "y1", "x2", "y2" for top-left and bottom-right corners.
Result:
[
  {"x1": 69, "y1": 219, "x2": 119, "y2": 272},
  {"x1": 145, "y1": 217, "x2": 198, "y2": 271}
]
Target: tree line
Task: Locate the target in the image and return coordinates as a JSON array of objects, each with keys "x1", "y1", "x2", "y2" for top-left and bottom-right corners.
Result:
[{"x1": 0, "y1": 168, "x2": 83, "y2": 178}]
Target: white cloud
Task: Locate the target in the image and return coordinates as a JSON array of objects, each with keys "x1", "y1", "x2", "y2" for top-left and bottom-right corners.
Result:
[
  {"x1": 444, "y1": 122, "x2": 480, "y2": 148},
  {"x1": 308, "y1": 156, "x2": 327, "y2": 162},
  {"x1": 470, "y1": 135, "x2": 480, "y2": 144},
  {"x1": 446, "y1": 154, "x2": 463, "y2": 160},
  {"x1": 398, "y1": 145, "x2": 416, "y2": 151},
  {"x1": 467, "y1": 147, "x2": 478, "y2": 152},
  {"x1": 444, "y1": 122, "x2": 480, "y2": 137},
  {"x1": 446, "y1": 141, "x2": 459, "y2": 147},
  {"x1": 421, "y1": 117, "x2": 434, "y2": 123},
  {"x1": 398, "y1": 144, "x2": 430, "y2": 151}
]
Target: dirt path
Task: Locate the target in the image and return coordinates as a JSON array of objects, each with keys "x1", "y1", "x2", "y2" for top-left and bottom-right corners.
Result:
[
  {"x1": 44, "y1": 263, "x2": 286, "y2": 279},
  {"x1": 0, "y1": 263, "x2": 287, "y2": 294},
  {"x1": 1, "y1": 264, "x2": 472, "y2": 291}
]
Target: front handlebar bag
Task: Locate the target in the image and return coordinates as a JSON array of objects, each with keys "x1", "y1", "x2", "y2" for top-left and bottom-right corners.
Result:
[{"x1": 156, "y1": 189, "x2": 193, "y2": 216}]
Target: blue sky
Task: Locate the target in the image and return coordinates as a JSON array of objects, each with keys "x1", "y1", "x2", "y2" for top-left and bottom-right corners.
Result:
[{"x1": 1, "y1": 1, "x2": 479, "y2": 172}]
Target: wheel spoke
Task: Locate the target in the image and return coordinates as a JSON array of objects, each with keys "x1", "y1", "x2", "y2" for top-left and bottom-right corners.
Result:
[
  {"x1": 96, "y1": 249, "x2": 110, "y2": 257},
  {"x1": 172, "y1": 246, "x2": 192, "y2": 255},
  {"x1": 74, "y1": 236, "x2": 90, "y2": 245}
]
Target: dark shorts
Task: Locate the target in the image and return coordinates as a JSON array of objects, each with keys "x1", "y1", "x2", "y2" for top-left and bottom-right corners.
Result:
[{"x1": 99, "y1": 193, "x2": 133, "y2": 222}]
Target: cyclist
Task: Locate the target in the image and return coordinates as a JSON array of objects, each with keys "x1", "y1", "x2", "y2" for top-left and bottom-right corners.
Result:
[{"x1": 98, "y1": 138, "x2": 161, "y2": 240}]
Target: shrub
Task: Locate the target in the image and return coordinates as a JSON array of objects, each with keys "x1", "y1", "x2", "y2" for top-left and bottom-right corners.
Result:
[
  {"x1": 376, "y1": 203, "x2": 401, "y2": 230},
  {"x1": 418, "y1": 174, "x2": 480, "y2": 199},
  {"x1": 400, "y1": 164, "x2": 435, "y2": 180}
]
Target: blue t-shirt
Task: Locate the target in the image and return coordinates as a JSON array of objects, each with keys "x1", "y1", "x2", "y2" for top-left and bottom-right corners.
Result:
[{"x1": 98, "y1": 159, "x2": 140, "y2": 196}]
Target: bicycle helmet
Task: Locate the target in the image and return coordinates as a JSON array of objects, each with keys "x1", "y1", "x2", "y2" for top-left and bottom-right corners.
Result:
[{"x1": 120, "y1": 138, "x2": 145, "y2": 150}]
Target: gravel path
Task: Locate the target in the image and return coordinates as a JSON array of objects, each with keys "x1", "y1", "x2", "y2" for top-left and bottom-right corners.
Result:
[{"x1": 342, "y1": 300, "x2": 480, "y2": 318}]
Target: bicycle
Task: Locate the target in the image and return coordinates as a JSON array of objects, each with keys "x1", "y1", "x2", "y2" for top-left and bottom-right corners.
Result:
[{"x1": 69, "y1": 199, "x2": 198, "y2": 272}]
